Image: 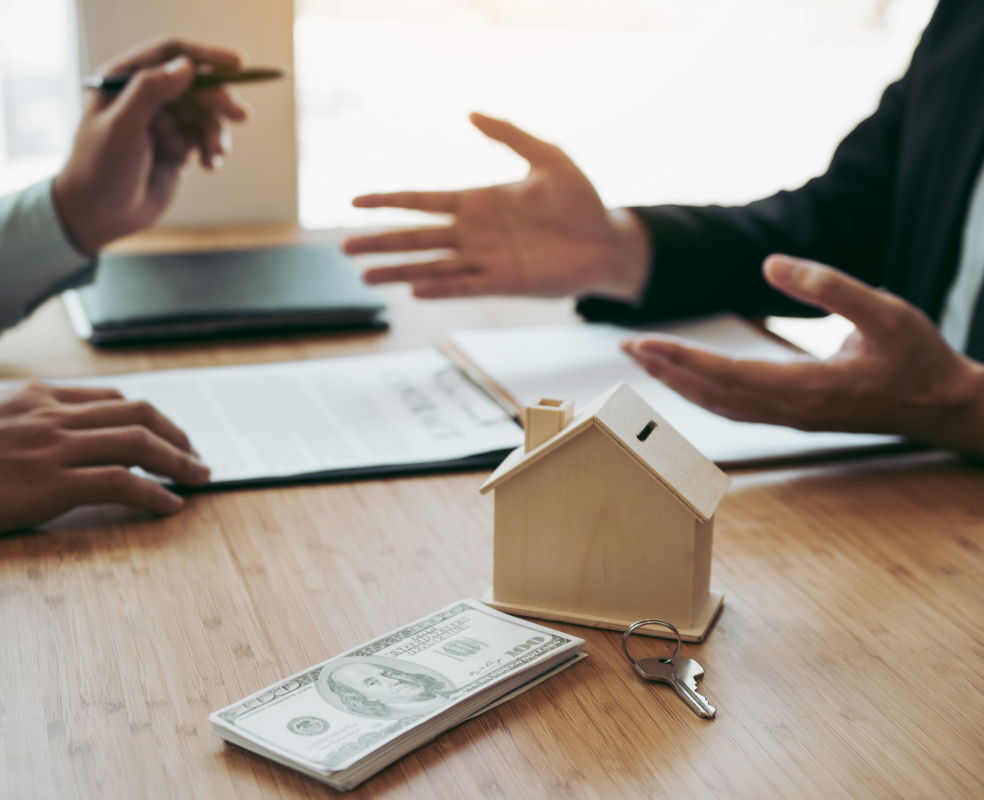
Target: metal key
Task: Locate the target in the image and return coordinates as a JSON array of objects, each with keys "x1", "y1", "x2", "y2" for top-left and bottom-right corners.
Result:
[
  {"x1": 633, "y1": 656, "x2": 716, "y2": 718},
  {"x1": 622, "y1": 618, "x2": 717, "y2": 719}
]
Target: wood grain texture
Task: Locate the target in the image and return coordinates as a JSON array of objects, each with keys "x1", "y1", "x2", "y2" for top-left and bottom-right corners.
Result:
[
  {"x1": 1, "y1": 226, "x2": 984, "y2": 799},
  {"x1": 592, "y1": 383, "x2": 730, "y2": 522},
  {"x1": 489, "y1": 425, "x2": 706, "y2": 628}
]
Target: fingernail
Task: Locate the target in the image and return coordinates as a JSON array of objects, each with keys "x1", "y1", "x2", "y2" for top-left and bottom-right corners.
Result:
[
  {"x1": 164, "y1": 55, "x2": 191, "y2": 75},
  {"x1": 164, "y1": 492, "x2": 185, "y2": 513},
  {"x1": 211, "y1": 155, "x2": 225, "y2": 170},
  {"x1": 233, "y1": 94, "x2": 255, "y2": 120},
  {"x1": 766, "y1": 255, "x2": 811, "y2": 285},
  {"x1": 220, "y1": 127, "x2": 232, "y2": 153},
  {"x1": 627, "y1": 338, "x2": 673, "y2": 359},
  {"x1": 624, "y1": 337, "x2": 661, "y2": 352}
]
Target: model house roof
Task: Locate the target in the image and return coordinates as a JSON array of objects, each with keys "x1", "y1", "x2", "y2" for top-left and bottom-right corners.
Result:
[{"x1": 480, "y1": 382, "x2": 730, "y2": 521}]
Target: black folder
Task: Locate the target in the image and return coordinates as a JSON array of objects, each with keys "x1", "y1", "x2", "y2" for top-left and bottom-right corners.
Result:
[{"x1": 63, "y1": 243, "x2": 387, "y2": 344}]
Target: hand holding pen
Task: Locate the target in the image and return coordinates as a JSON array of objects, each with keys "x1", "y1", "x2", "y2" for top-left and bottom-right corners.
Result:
[{"x1": 54, "y1": 37, "x2": 257, "y2": 254}]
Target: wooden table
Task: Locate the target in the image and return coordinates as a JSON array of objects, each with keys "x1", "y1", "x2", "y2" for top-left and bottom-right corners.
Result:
[{"x1": 2, "y1": 226, "x2": 983, "y2": 799}]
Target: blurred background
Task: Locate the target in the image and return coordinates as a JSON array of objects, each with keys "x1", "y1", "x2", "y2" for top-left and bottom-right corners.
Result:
[
  {"x1": 0, "y1": 0, "x2": 937, "y2": 229},
  {"x1": 0, "y1": 0, "x2": 79, "y2": 199}
]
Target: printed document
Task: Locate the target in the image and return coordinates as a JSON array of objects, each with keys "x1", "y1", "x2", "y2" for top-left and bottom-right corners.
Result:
[
  {"x1": 60, "y1": 348, "x2": 523, "y2": 485},
  {"x1": 450, "y1": 314, "x2": 902, "y2": 465}
]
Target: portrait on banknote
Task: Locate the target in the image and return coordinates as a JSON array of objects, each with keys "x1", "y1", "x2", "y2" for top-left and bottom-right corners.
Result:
[{"x1": 317, "y1": 656, "x2": 455, "y2": 719}]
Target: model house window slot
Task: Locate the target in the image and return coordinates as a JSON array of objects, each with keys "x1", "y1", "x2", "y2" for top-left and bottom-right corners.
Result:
[{"x1": 637, "y1": 421, "x2": 657, "y2": 442}]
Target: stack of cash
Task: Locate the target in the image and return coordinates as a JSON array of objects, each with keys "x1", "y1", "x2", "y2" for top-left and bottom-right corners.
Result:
[{"x1": 210, "y1": 599, "x2": 585, "y2": 790}]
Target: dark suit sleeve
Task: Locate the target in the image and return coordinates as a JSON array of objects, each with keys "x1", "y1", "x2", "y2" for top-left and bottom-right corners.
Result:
[{"x1": 578, "y1": 67, "x2": 909, "y2": 324}]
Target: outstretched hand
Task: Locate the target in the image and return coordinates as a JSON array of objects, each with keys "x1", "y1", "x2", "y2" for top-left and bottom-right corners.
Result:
[
  {"x1": 0, "y1": 383, "x2": 210, "y2": 533},
  {"x1": 622, "y1": 255, "x2": 984, "y2": 456},
  {"x1": 53, "y1": 37, "x2": 252, "y2": 254},
  {"x1": 343, "y1": 112, "x2": 650, "y2": 301}
]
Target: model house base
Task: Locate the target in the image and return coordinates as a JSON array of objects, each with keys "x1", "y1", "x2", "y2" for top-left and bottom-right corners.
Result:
[{"x1": 481, "y1": 587, "x2": 725, "y2": 642}]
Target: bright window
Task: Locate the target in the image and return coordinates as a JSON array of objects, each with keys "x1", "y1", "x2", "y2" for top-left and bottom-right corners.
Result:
[
  {"x1": 0, "y1": 0, "x2": 939, "y2": 229},
  {"x1": 294, "y1": 0, "x2": 936, "y2": 229},
  {"x1": 0, "y1": 0, "x2": 78, "y2": 196}
]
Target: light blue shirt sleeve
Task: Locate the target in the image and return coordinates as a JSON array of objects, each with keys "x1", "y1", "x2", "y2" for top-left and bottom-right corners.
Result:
[{"x1": 0, "y1": 178, "x2": 96, "y2": 331}]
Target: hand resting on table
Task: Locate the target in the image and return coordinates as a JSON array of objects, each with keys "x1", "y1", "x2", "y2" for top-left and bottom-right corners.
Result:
[{"x1": 0, "y1": 383, "x2": 210, "y2": 533}]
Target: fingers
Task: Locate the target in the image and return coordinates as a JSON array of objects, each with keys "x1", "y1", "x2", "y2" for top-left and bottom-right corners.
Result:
[
  {"x1": 153, "y1": 88, "x2": 246, "y2": 170},
  {"x1": 163, "y1": 94, "x2": 219, "y2": 163},
  {"x1": 110, "y1": 55, "x2": 196, "y2": 130},
  {"x1": 4, "y1": 383, "x2": 124, "y2": 406},
  {"x1": 344, "y1": 226, "x2": 456, "y2": 256},
  {"x1": 362, "y1": 258, "x2": 473, "y2": 286},
  {"x1": 191, "y1": 90, "x2": 249, "y2": 168},
  {"x1": 623, "y1": 336, "x2": 815, "y2": 395},
  {"x1": 149, "y1": 110, "x2": 196, "y2": 167},
  {"x1": 763, "y1": 255, "x2": 905, "y2": 339},
  {"x1": 413, "y1": 275, "x2": 492, "y2": 299},
  {"x1": 469, "y1": 112, "x2": 565, "y2": 167},
  {"x1": 196, "y1": 88, "x2": 252, "y2": 123},
  {"x1": 100, "y1": 36, "x2": 246, "y2": 76},
  {"x1": 56, "y1": 397, "x2": 207, "y2": 482},
  {"x1": 624, "y1": 349, "x2": 786, "y2": 424},
  {"x1": 184, "y1": 89, "x2": 251, "y2": 142},
  {"x1": 68, "y1": 466, "x2": 185, "y2": 515},
  {"x1": 352, "y1": 191, "x2": 459, "y2": 214},
  {"x1": 48, "y1": 386, "x2": 125, "y2": 404},
  {"x1": 197, "y1": 116, "x2": 227, "y2": 169},
  {"x1": 61, "y1": 399, "x2": 195, "y2": 453},
  {"x1": 0, "y1": 383, "x2": 125, "y2": 417},
  {"x1": 358, "y1": 255, "x2": 492, "y2": 296},
  {"x1": 621, "y1": 337, "x2": 830, "y2": 426},
  {"x1": 65, "y1": 426, "x2": 210, "y2": 486}
]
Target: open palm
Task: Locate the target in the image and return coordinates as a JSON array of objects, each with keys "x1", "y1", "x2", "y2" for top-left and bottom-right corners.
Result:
[{"x1": 344, "y1": 113, "x2": 648, "y2": 300}]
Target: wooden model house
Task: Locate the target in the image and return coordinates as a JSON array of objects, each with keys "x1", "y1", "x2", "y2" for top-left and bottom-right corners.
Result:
[{"x1": 480, "y1": 383, "x2": 731, "y2": 641}]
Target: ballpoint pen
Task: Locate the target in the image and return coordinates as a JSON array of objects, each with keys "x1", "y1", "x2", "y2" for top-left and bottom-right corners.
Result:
[{"x1": 82, "y1": 67, "x2": 287, "y2": 95}]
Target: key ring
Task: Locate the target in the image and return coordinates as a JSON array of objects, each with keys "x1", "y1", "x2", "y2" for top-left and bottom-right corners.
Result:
[{"x1": 621, "y1": 619, "x2": 682, "y2": 665}]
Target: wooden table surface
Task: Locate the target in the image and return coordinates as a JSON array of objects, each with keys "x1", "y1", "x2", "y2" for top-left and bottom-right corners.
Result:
[{"x1": 2, "y1": 226, "x2": 983, "y2": 799}]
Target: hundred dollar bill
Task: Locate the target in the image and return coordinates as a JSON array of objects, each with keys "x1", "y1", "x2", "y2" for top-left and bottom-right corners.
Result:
[{"x1": 209, "y1": 599, "x2": 585, "y2": 790}]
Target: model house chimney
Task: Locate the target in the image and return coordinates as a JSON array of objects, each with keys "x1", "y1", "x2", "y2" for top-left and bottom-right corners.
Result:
[{"x1": 524, "y1": 397, "x2": 574, "y2": 453}]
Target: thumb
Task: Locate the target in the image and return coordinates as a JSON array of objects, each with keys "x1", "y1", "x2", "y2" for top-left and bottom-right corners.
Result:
[
  {"x1": 111, "y1": 55, "x2": 195, "y2": 130},
  {"x1": 762, "y1": 254, "x2": 895, "y2": 335}
]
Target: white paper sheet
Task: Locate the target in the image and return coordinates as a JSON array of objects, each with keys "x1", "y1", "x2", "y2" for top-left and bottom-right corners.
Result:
[
  {"x1": 57, "y1": 348, "x2": 524, "y2": 485},
  {"x1": 450, "y1": 314, "x2": 902, "y2": 465}
]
